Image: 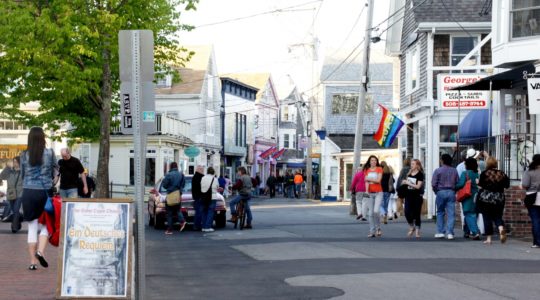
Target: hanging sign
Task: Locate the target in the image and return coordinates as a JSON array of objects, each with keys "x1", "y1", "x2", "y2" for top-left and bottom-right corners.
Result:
[
  {"x1": 184, "y1": 146, "x2": 201, "y2": 158},
  {"x1": 527, "y1": 77, "x2": 540, "y2": 114},
  {"x1": 438, "y1": 74, "x2": 489, "y2": 110}
]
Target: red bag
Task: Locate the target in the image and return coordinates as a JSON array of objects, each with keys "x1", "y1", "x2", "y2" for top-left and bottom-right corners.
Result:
[
  {"x1": 38, "y1": 195, "x2": 62, "y2": 247},
  {"x1": 456, "y1": 173, "x2": 472, "y2": 203}
]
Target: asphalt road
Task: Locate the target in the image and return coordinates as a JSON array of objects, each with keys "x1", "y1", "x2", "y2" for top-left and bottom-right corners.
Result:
[{"x1": 145, "y1": 197, "x2": 540, "y2": 300}]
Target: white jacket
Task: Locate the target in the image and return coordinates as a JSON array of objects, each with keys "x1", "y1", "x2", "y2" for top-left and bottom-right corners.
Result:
[{"x1": 200, "y1": 175, "x2": 219, "y2": 200}]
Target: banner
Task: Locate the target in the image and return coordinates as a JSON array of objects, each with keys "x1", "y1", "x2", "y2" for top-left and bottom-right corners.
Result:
[{"x1": 58, "y1": 200, "x2": 131, "y2": 298}]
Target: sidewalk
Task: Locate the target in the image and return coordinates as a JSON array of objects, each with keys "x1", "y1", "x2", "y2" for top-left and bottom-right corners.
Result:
[{"x1": 0, "y1": 222, "x2": 58, "y2": 300}]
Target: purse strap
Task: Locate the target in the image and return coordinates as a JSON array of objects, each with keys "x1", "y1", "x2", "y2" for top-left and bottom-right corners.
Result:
[{"x1": 207, "y1": 178, "x2": 215, "y2": 193}]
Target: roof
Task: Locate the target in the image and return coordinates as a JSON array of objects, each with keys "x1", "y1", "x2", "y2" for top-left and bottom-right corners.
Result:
[
  {"x1": 155, "y1": 45, "x2": 212, "y2": 95},
  {"x1": 225, "y1": 73, "x2": 271, "y2": 99},
  {"x1": 412, "y1": 0, "x2": 491, "y2": 23},
  {"x1": 328, "y1": 134, "x2": 397, "y2": 152},
  {"x1": 320, "y1": 63, "x2": 393, "y2": 82},
  {"x1": 220, "y1": 77, "x2": 259, "y2": 92}
]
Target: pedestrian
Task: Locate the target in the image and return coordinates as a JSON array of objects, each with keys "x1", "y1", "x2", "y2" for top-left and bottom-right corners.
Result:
[
  {"x1": 477, "y1": 157, "x2": 510, "y2": 245},
  {"x1": 285, "y1": 170, "x2": 294, "y2": 198},
  {"x1": 161, "y1": 162, "x2": 186, "y2": 235},
  {"x1": 522, "y1": 154, "x2": 540, "y2": 248},
  {"x1": 20, "y1": 127, "x2": 58, "y2": 270},
  {"x1": 455, "y1": 158, "x2": 481, "y2": 240},
  {"x1": 255, "y1": 172, "x2": 261, "y2": 196},
  {"x1": 191, "y1": 165, "x2": 205, "y2": 231},
  {"x1": 224, "y1": 174, "x2": 231, "y2": 199},
  {"x1": 266, "y1": 173, "x2": 277, "y2": 198},
  {"x1": 380, "y1": 161, "x2": 395, "y2": 224},
  {"x1": 0, "y1": 156, "x2": 24, "y2": 232},
  {"x1": 218, "y1": 174, "x2": 226, "y2": 193},
  {"x1": 395, "y1": 158, "x2": 411, "y2": 218},
  {"x1": 350, "y1": 166, "x2": 366, "y2": 221},
  {"x1": 200, "y1": 167, "x2": 218, "y2": 232},
  {"x1": 457, "y1": 148, "x2": 479, "y2": 177},
  {"x1": 77, "y1": 169, "x2": 95, "y2": 198},
  {"x1": 402, "y1": 159, "x2": 425, "y2": 238},
  {"x1": 276, "y1": 172, "x2": 284, "y2": 196},
  {"x1": 432, "y1": 154, "x2": 459, "y2": 240},
  {"x1": 58, "y1": 148, "x2": 87, "y2": 198},
  {"x1": 294, "y1": 171, "x2": 304, "y2": 198},
  {"x1": 363, "y1": 155, "x2": 383, "y2": 237},
  {"x1": 228, "y1": 166, "x2": 253, "y2": 229}
]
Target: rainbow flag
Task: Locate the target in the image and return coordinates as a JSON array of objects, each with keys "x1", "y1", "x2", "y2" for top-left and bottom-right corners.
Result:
[{"x1": 373, "y1": 104, "x2": 404, "y2": 148}]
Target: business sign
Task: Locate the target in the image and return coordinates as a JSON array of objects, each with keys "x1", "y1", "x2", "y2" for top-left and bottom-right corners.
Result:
[
  {"x1": 184, "y1": 146, "x2": 200, "y2": 158},
  {"x1": 528, "y1": 77, "x2": 540, "y2": 114},
  {"x1": 0, "y1": 145, "x2": 26, "y2": 167},
  {"x1": 57, "y1": 200, "x2": 132, "y2": 299},
  {"x1": 438, "y1": 74, "x2": 489, "y2": 110}
]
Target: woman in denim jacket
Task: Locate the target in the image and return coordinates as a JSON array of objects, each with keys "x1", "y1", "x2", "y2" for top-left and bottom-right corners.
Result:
[{"x1": 20, "y1": 127, "x2": 58, "y2": 270}]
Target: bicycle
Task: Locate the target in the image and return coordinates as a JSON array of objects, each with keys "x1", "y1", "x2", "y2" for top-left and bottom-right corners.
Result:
[{"x1": 234, "y1": 197, "x2": 247, "y2": 230}]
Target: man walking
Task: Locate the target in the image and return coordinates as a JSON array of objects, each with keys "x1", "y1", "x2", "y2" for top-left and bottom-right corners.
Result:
[
  {"x1": 266, "y1": 173, "x2": 276, "y2": 198},
  {"x1": 432, "y1": 154, "x2": 459, "y2": 240},
  {"x1": 59, "y1": 148, "x2": 87, "y2": 198},
  {"x1": 192, "y1": 165, "x2": 205, "y2": 231}
]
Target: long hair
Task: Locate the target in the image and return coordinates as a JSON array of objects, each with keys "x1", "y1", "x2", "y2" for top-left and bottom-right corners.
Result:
[
  {"x1": 381, "y1": 161, "x2": 393, "y2": 174},
  {"x1": 363, "y1": 155, "x2": 380, "y2": 171},
  {"x1": 529, "y1": 154, "x2": 540, "y2": 170},
  {"x1": 27, "y1": 127, "x2": 46, "y2": 166},
  {"x1": 408, "y1": 159, "x2": 424, "y2": 175}
]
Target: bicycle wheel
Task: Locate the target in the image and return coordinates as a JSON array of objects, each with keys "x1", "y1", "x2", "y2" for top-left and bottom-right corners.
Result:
[
  {"x1": 239, "y1": 200, "x2": 246, "y2": 230},
  {"x1": 234, "y1": 201, "x2": 243, "y2": 229}
]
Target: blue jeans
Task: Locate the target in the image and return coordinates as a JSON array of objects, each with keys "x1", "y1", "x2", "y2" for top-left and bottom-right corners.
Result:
[
  {"x1": 464, "y1": 211, "x2": 479, "y2": 235},
  {"x1": 60, "y1": 188, "x2": 78, "y2": 198},
  {"x1": 295, "y1": 184, "x2": 302, "y2": 198},
  {"x1": 201, "y1": 201, "x2": 216, "y2": 229},
  {"x1": 436, "y1": 190, "x2": 456, "y2": 235},
  {"x1": 166, "y1": 204, "x2": 185, "y2": 231},
  {"x1": 287, "y1": 185, "x2": 294, "y2": 198},
  {"x1": 381, "y1": 192, "x2": 391, "y2": 216},
  {"x1": 229, "y1": 195, "x2": 252, "y2": 224},
  {"x1": 193, "y1": 199, "x2": 203, "y2": 230},
  {"x1": 527, "y1": 206, "x2": 540, "y2": 246}
]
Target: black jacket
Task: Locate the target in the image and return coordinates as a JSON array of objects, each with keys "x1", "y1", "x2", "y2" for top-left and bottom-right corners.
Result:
[{"x1": 192, "y1": 172, "x2": 204, "y2": 200}]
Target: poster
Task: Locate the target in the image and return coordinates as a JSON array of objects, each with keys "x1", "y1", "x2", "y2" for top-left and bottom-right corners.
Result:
[
  {"x1": 60, "y1": 202, "x2": 130, "y2": 298},
  {"x1": 437, "y1": 74, "x2": 489, "y2": 110}
]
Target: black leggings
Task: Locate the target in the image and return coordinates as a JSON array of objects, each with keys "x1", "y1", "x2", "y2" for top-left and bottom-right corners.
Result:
[{"x1": 405, "y1": 195, "x2": 423, "y2": 228}]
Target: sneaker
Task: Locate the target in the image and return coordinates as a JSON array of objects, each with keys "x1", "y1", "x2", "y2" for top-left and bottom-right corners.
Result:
[
  {"x1": 447, "y1": 234, "x2": 455, "y2": 240},
  {"x1": 500, "y1": 228, "x2": 507, "y2": 244},
  {"x1": 179, "y1": 221, "x2": 186, "y2": 232},
  {"x1": 472, "y1": 234, "x2": 481, "y2": 240},
  {"x1": 202, "y1": 228, "x2": 215, "y2": 233},
  {"x1": 165, "y1": 230, "x2": 173, "y2": 235},
  {"x1": 367, "y1": 234, "x2": 376, "y2": 238},
  {"x1": 394, "y1": 213, "x2": 398, "y2": 219},
  {"x1": 361, "y1": 218, "x2": 367, "y2": 221},
  {"x1": 356, "y1": 214, "x2": 363, "y2": 220},
  {"x1": 531, "y1": 245, "x2": 539, "y2": 248},
  {"x1": 383, "y1": 215, "x2": 388, "y2": 224},
  {"x1": 434, "y1": 233, "x2": 445, "y2": 239}
]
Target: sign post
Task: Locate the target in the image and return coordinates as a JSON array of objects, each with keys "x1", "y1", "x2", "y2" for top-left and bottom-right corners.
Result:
[{"x1": 119, "y1": 30, "x2": 154, "y2": 300}]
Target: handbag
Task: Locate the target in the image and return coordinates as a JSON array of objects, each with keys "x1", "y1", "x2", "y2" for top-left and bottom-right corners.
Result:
[
  {"x1": 166, "y1": 190, "x2": 181, "y2": 206},
  {"x1": 478, "y1": 189, "x2": 504, "y2": 205},
  {"x1": 524, "y1": 193, "x2": 536, "y2": 207},
  {"x1": 456, "y1": 173, "x2": 472, "y2": 203},
  {"x1": 201, "y1": 178, "x2": 215, "y2": 207}
]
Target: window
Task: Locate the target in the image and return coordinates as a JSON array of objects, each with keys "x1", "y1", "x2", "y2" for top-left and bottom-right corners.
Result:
[
  {"x1": 331, "y1": 94, "x2": 373, "y2": 115},
  {"x1": 440, "y1": 125, "x2": 458, "y2": 143},
  {"x1": 406, "y1": 45, "x2": 420, "y2": 94},
  {"x1": 130, "y1": 158, "x2": 156, "y2": 186},
  {"x1": 284, "y1": 134, "x2": 290, "y2": 148},
  {"x1": 505, "y1": 93, "x2": 534, "y2": 133},
  {"x1": 451, "y1": 36, "x2": 478, "y2": 67},
  {"x1": 283, "y1": 105, "x2": 289, "y2": 121},
  {"x1": 330, "y1": 167, "x2": 338, "y2": 183},
  {"x1": 156, "y1": 74, "x2": 171, "y2": 88},
  {"x1": 293, "y1": 134, "x2": 297, "y2": 149},
  {"x1": 511, "y1": 0, "x2": 540, "y2": 39}
]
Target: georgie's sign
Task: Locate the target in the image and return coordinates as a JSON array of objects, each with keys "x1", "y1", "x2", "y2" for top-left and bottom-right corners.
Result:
[{"x1": 437, "y1": 74, "x2": 489, "y2": 110}]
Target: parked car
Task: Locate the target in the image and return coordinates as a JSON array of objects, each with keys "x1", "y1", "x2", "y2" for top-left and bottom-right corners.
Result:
[{"x1": 147, "y1": 175, "x2": 227, "y2": 229}]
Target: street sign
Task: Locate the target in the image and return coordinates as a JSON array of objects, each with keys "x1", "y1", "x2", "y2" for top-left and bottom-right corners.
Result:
[
  {"x1": 527, "y1": 77, "x2": 540, "y2": 114},
  {"x1": 438, "y1": 74, "x2": 489, "y2": 110},
  {"x1": 143, "y1": 111, "x2": 156, "y2": 122}
]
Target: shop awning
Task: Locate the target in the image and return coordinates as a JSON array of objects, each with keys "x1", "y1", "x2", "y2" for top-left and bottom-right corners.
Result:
[
  {"x1": 458, "y1": 109, "x2": 490, "y2": 143},
  {"x1": 451, "y1": 63, "x2": 536, "y2": 91}
]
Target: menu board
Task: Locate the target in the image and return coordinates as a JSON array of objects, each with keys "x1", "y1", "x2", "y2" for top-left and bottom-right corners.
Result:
[{"x1": 57, "y1": 200, "x2": 132, "y2": 299}]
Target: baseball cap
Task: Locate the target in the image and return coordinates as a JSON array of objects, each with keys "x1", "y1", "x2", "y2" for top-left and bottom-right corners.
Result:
[{"x1": 466, "y1": 149, "x2": 480, "y2": 159}]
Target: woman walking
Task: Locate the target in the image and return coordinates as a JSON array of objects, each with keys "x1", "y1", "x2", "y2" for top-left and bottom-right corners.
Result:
[
  {"x1": 395, "y1": 158, "x2": 411, "y2": 218},
  {"x1": 0, "y1": 156, "x2": 24, "y2": 233},
  {"x1": 455, "y1": 158, "x2": 481, "y2": 240},
  {"x1": 521, "y1": 154, "x2": 540, "y2": 248},
  {"x1": 401, "y1": 159, "x2": 424, "y2": 238},
  {"x1": 380, "y1": 161, "x2": 395, "y2": 224},
  {"x1": 200, "y1": 167, "x2": 219, "y2": 232},
  {"x1": 20, "y1": 127, "x2": 58, "y2": 270},
  {"x1": 477, "y1": 157, "x2": 510, "y2": 244},
  {"x1": 363, "y1": 156, "x2": 383, "y2": 237},
  {"x1": 162, "y1": 162, "x2": 186, "y2": 235},
  {"x1": 350, "y1": 166, "x2": 366, "y2": 221}
]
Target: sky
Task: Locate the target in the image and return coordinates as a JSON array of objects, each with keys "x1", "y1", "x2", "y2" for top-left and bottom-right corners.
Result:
[{"x1": 179, "y1": 0, "x2": 392, "y2": 98}]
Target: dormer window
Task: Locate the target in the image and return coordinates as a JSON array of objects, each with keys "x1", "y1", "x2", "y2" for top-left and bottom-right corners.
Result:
[{"x1": 156, "y1": 73, "x2": 172, "y2": 88}]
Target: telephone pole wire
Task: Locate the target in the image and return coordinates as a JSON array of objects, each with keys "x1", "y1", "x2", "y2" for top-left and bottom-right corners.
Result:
[{"x1": 351, "y1": 0, "x2": 374, "y2": 215}]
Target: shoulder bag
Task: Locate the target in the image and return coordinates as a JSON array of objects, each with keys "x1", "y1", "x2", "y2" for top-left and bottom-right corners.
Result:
[
  {"x1": 201, "y1": 178, "x2": 215, "y2": 207},
  {"x1": 524, "y1": 179, "x2": 539, "y2": 207},
  {"x1": 456, "y1": 172, "x2": 472, "y2": 203}
]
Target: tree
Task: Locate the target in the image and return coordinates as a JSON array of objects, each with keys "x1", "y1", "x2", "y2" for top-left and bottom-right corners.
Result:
[{"x1": 0, "y1": 0, "x2": 197, "y2": 197}]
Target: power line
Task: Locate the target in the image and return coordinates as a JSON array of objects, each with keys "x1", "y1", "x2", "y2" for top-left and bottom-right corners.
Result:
[
  {"x1": 327, "y1": 1, "x2": 367, "y2": 59},
  {"x1": 194, "y1": 0, "x2": 323, "y2": 28},
  {"x1": 377, "y1": 0, "x2": 432, "y2": 36},
  {"x1": 440, "y1": 0, "x2": 475, "y2": 38}
]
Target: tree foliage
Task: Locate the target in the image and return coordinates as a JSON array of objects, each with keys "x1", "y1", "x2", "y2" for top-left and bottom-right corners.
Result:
[{"x1": 0, "y1": 0, "x2": 197, "y2": 197}]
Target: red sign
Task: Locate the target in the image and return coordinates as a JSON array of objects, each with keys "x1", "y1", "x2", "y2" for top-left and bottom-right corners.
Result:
[{"x1": 437, "y1": 74, "x2": 489, "y2": 110}]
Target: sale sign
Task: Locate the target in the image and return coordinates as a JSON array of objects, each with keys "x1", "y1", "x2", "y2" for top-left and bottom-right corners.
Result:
[{"x1": 437, "y1": 74, "x2": 489, "y2": 110}]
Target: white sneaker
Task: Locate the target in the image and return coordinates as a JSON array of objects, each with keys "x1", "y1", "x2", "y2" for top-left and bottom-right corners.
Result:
[
  {"x1": 434, "y1": 233, "x2": 445, "y2": 239},
  {"x1": 447, "y1": 234, "x2": 455, "y2": 240},
  {"x1": 202, "y1": 228, "x2": 215, "y2": 233}
]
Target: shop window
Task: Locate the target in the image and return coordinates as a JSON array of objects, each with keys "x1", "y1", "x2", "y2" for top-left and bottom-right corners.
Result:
[
  {"x1": 511, "y1": 0, "x2": 540, "y2": 39},
  {"x1": 130, "y1": 158, "x2": 156, "y2": 186},
  {"x1": 440, "y1": 125, "x2": 458, "y2": 143}
]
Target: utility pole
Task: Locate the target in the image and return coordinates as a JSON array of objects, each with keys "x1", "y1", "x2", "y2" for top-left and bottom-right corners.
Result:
[{"x1": 351, "y1": 0, "x2": 374, "y2": 215}]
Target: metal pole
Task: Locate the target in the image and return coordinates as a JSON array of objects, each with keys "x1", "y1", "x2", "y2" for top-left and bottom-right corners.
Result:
[
  {"x1": 457, "y1": 89, "x2": 461, "y2": 165},
  {"x1": 352, "y1": 0, "x2": 375, "y2": 214},
  {"x1": 488, "y1": 80, "x2": 492, "y2": 154},
  {"x1": 131, "y1": 31, "x2": 146, "y2": 300}
]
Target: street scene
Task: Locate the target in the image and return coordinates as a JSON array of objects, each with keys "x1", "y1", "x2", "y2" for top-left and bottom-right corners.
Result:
[{"x1": 1, "y1": 0, "x2": 540, "y2": 299}]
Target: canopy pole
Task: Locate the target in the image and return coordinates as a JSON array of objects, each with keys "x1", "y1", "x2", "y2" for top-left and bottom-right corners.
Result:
[
  {"x1": 457, "y1": 90, "x2": 461, "y2": 165},
  {"x1": 488, "y1": 80, "x2": 493, "y2": 154}
]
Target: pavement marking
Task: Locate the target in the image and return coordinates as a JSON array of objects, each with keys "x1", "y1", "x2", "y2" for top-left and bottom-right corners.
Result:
[
  {"x1": 285, "y1": 273, "x2": 513, "y2": 300},
  {"x1": 251, "y1": 202, "x2": 350, "y2": 209},
  {"x1": 207, "y1": 228, "x2": 300, "y2": 240},
  {"x1": 231, "y1": 242, "x2": 369, "y2": 261}
]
